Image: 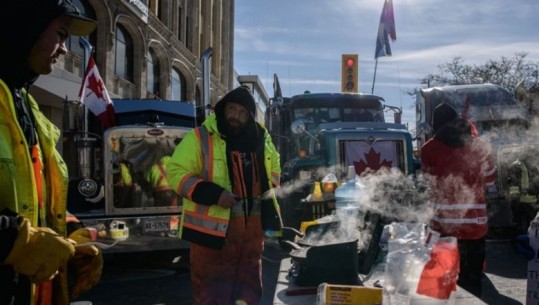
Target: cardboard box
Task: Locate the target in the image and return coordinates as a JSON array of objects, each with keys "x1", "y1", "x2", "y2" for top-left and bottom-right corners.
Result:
[{"x1": 316, "y1": 283, "x2": 382, "y2": 305}]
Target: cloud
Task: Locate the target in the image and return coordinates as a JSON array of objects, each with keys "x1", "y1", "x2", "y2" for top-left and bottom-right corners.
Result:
[{"x1": 234, "y1": 0, "x2": 539, "y2": 131}]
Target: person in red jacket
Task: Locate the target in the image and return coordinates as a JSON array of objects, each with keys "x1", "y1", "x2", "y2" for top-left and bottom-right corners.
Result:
[{"x1": 421, "y1": 102, "x2": 496, "y2": 297}]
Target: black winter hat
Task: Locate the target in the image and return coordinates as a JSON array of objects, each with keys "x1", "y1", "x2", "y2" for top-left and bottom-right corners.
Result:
[
  {"x1": 432, "y1": 103, "x2": 458, "y2": 132},
  {"x1": 0, "y1": 0, "x2": 96, "y2": 88},
  {"x1": 214, "y1": 86, "x2": 257, "y2": 119},
  {"x1": 0, "y1": 0, "x2": 96, "y2": 37}
]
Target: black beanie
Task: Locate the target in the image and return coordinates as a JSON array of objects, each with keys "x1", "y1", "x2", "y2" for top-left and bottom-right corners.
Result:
[
  {"x1": 0, "y1": 0, "x2": 96, "y2": 87},
  {"x1": 214, "y1": 86, "x2": 257, "y2": 119},
  {"x1": 432, "y1": 103, "x2": 458, "y2": 132}
]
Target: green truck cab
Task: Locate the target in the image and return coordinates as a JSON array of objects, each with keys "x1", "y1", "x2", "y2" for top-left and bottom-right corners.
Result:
[{"x1": 266, "y1": 92, "x2": 419, "y2": 232}]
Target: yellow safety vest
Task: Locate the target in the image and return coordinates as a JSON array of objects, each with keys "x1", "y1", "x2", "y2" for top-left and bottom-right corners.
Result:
[
  {"x1": 145, "y1": 156, "x2": 171, "y2": 191},
  {"x1": 167, "y1": 114, "x2": 281, "y2": 248},
  {"x1": 0, "y1": 79, "x2": 70, "y2": 304},
  {"x1": 119, "y1": 163, "x2": 133, "y2": 187},
  {"x1": 509, "y1": 159, "x2": 537, "y2": 204}
]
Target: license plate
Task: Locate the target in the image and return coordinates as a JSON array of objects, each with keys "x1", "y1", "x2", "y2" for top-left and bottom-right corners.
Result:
[{"x1": 143, "y1": 219, "x2": 170, "y2": 233}]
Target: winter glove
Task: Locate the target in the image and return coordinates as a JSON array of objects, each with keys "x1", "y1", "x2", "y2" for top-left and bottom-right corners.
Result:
[
  {"x1": 4, "y1": 218, "x2": 75, "y2": 283},
  {"x1": 67, "y1": 228, "x2": 103, "y2": 299}
]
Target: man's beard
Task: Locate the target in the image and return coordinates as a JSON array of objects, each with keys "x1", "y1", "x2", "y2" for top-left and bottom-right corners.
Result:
[{"x1": 227, "y1": 118, "x2": 245, "y2": 134}]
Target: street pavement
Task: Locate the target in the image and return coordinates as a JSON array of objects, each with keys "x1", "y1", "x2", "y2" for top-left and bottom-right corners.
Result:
[
  {"x1": 481, "y1": 238, "x2": 527, "y2": 305},
  {"x1": 77, "y1": 238, "x2": 288, "y2": 305},
  {"x1": 78, "y1": 236, "x2": 527, "y2": 305}
]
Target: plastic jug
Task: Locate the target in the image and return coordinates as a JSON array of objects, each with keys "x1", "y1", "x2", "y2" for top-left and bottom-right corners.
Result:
[
  {"x1": 334, "y1": 166, "x2": 364, "y2": 212},
  {"x1": 110, "y1": 220, "x2": 129, "y2": 241},
  {"x1": 321, "y1": 172, "x2": 338, "y2": 194}
]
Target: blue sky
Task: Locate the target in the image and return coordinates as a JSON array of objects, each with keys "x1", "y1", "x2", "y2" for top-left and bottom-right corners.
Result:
[{"x1": 233, "y1": 0, "x2": 539, "y2": 131}]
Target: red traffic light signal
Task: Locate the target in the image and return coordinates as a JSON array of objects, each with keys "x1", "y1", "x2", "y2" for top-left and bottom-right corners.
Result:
[{"x1": 341, "y1": 54, "x2": 358, "y2": 93}]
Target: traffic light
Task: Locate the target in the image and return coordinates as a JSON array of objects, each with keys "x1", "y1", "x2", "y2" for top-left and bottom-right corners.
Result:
[{"x1": 341, "y1": 54, "x2": 358, "y2": 93}]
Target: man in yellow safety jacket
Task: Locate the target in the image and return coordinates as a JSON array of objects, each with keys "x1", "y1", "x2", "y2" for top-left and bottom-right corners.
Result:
[
  {"x1": 167, "y1": 86, "x2": 282, "y2": 305},
  {"x1": 0, "y1": 1, "x2": 102, "y2": 304}
]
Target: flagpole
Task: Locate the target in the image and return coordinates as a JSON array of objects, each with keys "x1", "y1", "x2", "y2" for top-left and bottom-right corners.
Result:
[
  {"x1": 79, "y1": 38, "x2": 93, "y2": 137},
  {"x1": 371, "y1": 58, "x2": 379, "y2": 94},
  {"x1": 79, "y1": 38, "x2": 93, "y2": 178}
]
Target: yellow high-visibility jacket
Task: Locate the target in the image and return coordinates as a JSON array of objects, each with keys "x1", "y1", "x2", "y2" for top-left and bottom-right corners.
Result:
[
  {"x1": 509, "y1": 159, "x2": 537, "y2": 204},
  {"x1": 166, "y1": 113, "x2": 281, "y2": 248},
  {"x1": 0, "y1": 79, "x2": 71, "y2": 304}
]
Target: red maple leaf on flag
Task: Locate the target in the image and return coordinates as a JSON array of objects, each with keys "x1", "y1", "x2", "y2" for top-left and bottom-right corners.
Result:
[
  {"x1": 86, "y1": 73, "x2": 106, "y2": 100},
  {"x1": 79, "y1": 54, "x2": 116, "y2": 128},
  {"x1": 353, "y1": 147, "x2": 393, "y2": 175}
]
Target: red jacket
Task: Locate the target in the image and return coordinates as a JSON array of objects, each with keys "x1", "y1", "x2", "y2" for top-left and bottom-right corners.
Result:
[{"x1": 421, "y1": 130, "x2": 496, "y2": 240}]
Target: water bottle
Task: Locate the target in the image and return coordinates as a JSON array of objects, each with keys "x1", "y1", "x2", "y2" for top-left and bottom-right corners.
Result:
[{"x1": 334, "y1": 166, "x2": 364, "y2": 214}]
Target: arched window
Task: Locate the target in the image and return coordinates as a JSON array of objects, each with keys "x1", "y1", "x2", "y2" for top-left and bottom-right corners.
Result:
[
  {"x1": 114, "y1": 24, "x2": 134, "y2": 82},
  {"x1": 171, "y1": 68, "x2": 187, "y2": 101},
  {"x1": 147, "y1": 48, "x2": 160, "y2": 97}
]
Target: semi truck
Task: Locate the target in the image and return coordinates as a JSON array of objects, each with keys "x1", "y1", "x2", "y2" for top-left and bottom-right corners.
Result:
[
  {"x1": 64, "y1": 99, "x2": 196, "y2": 253},
  {"x1": 415, "y1": 83, "x2": 539, "y2": 234},
  {"x1": 265, "y1": 91, "x2": 420, "y2": 234}
]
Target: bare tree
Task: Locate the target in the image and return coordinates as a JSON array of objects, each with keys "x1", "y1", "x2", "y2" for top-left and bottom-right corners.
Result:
[
  {"x1": 406, "y1": 52, "x2": 539, "y2": 114},
  {"x1": 418, "y1": 52, "x2": 538, "y2": 92}
]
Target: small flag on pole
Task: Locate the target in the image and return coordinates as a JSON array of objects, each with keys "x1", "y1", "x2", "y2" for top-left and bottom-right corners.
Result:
[
  {"x1": 79, "y1": 53, "x2": 117, "y2": 128},
  {"x1": 374, "y1": 0, "x2": 396, "y2": 59}
]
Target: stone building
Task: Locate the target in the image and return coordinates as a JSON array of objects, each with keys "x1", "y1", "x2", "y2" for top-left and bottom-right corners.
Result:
[{"x1": 31, "y1": 0, "x2": 235, "y2": 131}]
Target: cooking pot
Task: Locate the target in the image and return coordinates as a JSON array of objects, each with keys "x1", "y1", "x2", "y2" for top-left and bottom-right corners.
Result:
[
  {"x1": 281, "y1": 214, "x2": 341, "y2": 241},
  {"x1": 286, "y1": 211, "x2": 385, "y2": 285},
  {"x1": 288, "y1": 238, "x2": 361, "y2": 287}
]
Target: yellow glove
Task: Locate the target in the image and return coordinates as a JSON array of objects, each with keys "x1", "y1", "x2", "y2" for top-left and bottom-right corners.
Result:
[
  {"x1": 67, "y1": 228, "x2": 104, "y2": 299},
  {"x1": 4, "y1": 218, "x2": 75, "y2": 283}
]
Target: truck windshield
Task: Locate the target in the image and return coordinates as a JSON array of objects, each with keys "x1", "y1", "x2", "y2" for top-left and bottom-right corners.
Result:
[{"x1": 291, "y1": 97, "x2": 384, "y2": 133}]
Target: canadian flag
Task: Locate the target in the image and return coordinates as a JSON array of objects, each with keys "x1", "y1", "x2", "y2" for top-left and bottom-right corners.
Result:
[{"x1": 79, "y1": 54, "x2": 117, "y2": 128}]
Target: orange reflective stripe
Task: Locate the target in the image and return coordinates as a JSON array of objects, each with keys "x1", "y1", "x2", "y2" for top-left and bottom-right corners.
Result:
[
  {"x1": 35, "y1": 280, "x2": 53, "y2": 305},
  {"x1": 31, "y1": 145, "x2": 43, "y2": 209},
  {"x1": 271, "y1": 172, "x2": 280, "y2": 186},
  {"x1": 179, "y1": 174, "x2": 202, "y2": 198},
  {"x1": 183, "y1": 209, "x2": 228, "y2": 237},
  {"x1": 183, "y1": 222, "x2": 226, "y2": 237}
]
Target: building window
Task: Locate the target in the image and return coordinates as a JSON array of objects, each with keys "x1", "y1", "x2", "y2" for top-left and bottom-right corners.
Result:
[
  {"x1": 147, "y1": 48, "x2": 160, "y2": 97},
  {"x1": 65, "y1": 0, "x2": 96, "y2": 74},
  {"x1": 157, "y1": 0, "x2": 164, "y2": 22},
  {"x1": 186, "y1": 15, "x2": 192, "y2": 51},
  {"x1": 171, "y1": 68, "x2": 187, "y2": 101},
  {"x1": 114, "y1": 24, "x2": 133, "y2": 82},
  {"x1": 149, "y1": 0, "x2": 158, "y2": 15},
  {"x1": 177, "y1": 6, "x2": 183, "y2": 42}
]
